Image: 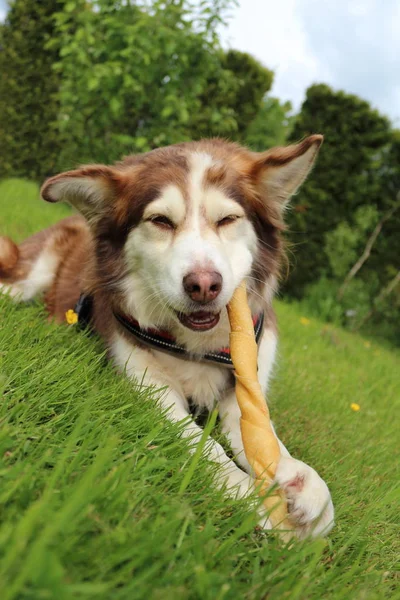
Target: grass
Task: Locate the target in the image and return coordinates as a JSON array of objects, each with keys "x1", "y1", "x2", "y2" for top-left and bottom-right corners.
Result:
[{"x1": 0, "y1": 178, "x2": 399, "y2": 599}]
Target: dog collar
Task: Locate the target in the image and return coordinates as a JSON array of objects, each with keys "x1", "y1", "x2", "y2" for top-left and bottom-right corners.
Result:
[
  {"x1": 112, "y1": 310, "x2": 264, "y2": 369},
  {"x1": 74, "y1": 293, "x2": 264, "y2": 368}
]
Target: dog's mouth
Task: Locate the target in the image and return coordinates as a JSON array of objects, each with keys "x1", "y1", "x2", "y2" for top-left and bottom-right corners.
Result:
[{"x1": 176, "y1": 310, "x2": 220, "y2": 331}]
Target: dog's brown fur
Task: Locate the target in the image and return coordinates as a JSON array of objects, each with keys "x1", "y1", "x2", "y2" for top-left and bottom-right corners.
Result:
[
  {"x1": 0, "y1": 136, "x2": 336, "y2": 539},
  {"x1": 1, "y1": 136, "x2": 321, "y2": 336}
]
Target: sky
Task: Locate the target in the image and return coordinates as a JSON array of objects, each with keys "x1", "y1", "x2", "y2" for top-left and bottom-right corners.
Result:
[
  {"x1": 0, "y1": 0, "x2": 399, "y2": 124},
  {"x1": 221, "y1": 0, "x2": 400, "y2": 124}
]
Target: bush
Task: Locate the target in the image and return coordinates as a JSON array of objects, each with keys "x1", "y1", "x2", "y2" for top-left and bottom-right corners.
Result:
[
  {"x1": 300, "y1": 278, "x2": 343, "y2": 325},
  {"x1": 299, "y1": 276, "x2": 376, "y2": 329},
  {"x1": 52, "y1": 0, "x2": 272, "y2": 169},
  {"x1": 245, "y1": 97, "x2": 294, "y2": 151},
  {"x1": 284, "y1": 83, "x2": 392, "y2": 297},
  {"x1": 0, "y1": 0, "x2": 64, "y2": 181}
]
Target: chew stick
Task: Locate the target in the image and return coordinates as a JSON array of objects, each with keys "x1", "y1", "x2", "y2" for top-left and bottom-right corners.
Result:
[{"x1": 227, "y1": 282, "x2": 294, "y2": 538}]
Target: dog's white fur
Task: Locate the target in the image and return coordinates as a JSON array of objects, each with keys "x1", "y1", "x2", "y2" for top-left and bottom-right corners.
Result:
[
  {"x1": 2, "y1": 145, "x2": 334, "y2": 539},
  {"x1": 0, "y1": 250, "x2": 60, "y2": 301},
  {"x1": 122, "y1": 153, "x2": 257, "y2": 354}
]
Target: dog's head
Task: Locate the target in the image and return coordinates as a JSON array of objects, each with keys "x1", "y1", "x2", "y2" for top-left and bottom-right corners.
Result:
[{"x1": 41, "y1": 137, "x2": 322, "y2": 349}]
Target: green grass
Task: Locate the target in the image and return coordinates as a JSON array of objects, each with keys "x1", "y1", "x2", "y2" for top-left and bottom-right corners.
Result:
[
  {"x1": 0, "y1": 178, "x2": 71, "y2": 238},
  {"x1": 0, "y1": 178, "x2": 399, "y2": 599}
]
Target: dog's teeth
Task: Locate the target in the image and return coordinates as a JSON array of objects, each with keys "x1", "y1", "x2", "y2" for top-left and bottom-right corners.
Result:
[
  {"x1": 177, "y1": 310, "x2": 219, "y2": 330},
  {"x1": 191, "y1": 315, "x2": 214, "y2": 323}
]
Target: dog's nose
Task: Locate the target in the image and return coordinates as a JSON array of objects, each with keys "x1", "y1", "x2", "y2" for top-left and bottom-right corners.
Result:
[{"x1": 183, "y1": 270, "x2": 222, "y2": 303}]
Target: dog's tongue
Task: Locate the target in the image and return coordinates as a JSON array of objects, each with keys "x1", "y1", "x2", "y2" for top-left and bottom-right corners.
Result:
[{"x1": 178, "y1": 310, "x2": 220, "y2": 331}]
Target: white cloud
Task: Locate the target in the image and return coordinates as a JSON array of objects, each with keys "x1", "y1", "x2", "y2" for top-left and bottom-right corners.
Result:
[
  {"x1": 220, "y1": 0, "x2": 322, "y2": 110},
  {"x1": 221, "y1": 0, "x2": 400, "y2": 124},
  {"x1": 1, "y1": 0, "x2": 399, "y2": 123}
]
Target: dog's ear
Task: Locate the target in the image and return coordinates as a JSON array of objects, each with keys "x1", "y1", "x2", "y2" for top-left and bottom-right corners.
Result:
[
  {"x1": 41, "y1": 165, "x2": 120, "y2": 221},
  {"x1": 252, "y1": 135, "x2": 323, "y2": 207}
]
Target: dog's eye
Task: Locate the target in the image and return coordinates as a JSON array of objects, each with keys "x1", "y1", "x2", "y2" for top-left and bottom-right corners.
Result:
[
  {"x1": 148, "y1": 215, "x2": 175, "y2": 230},
  {"x1": 217, "y1": 215, "x2": 240, "y2": 227}
]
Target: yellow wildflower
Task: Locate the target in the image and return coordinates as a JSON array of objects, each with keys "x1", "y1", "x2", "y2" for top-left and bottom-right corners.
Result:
[
  {"x1": 65, "y1": 309, "x2": 78, "y2": 325},
  {"x1": 351, "y1": 403, "x2": 361, "y2": 412},
  {"x1": 364, "y1": 341, "x2": 371, "y2": 349},
  {"x1": 300, "y1": 317, "x2": 311, "y2": 326}
]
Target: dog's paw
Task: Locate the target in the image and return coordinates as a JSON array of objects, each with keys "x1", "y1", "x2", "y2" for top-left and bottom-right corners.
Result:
[{"x1": 275, "y1": 456, "x2": 334, "y2": 539}]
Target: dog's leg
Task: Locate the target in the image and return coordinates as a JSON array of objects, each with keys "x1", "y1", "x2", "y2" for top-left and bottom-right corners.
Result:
[
  {"x1": 0, "y1": 227, "x2": 60, "y2": 301},
  {"x1": 0, "y1": 217, "x2": 85, "y2": 304},
  {"x1": 219, "y1": 328, "x2": 334, "y2": 538},
  {"x1": 112, "y1": 334, "x2": 255, "y2": 499},
  {"x1": 0, "y1": 243, "x2": 61, "y2": 302}
]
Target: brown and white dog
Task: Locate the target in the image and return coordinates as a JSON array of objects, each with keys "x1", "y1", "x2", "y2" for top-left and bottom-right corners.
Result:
[{"x1": 0, "y1": 136, "x2": 334, "y2": 538}]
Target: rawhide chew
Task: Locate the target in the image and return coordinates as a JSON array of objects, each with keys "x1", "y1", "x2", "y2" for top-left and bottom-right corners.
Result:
[{"x1": 227, "y1": 282, "x2": 294, "y2": 537}]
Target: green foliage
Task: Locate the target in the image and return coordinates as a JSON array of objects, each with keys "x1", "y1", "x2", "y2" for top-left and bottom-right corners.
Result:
[
  {"x1": 324, "y1": 205, "x2": 379, "y2": 279},
  {"x1": 51, "y1": 0, "x2": 271, "y2": 169},
  {"x1": 301, "y1": 276, "x2": 374, "y2": 328},
  {"x1": 219, "y1": 50, "x2": 274, "y2": 140},
  {"x1": 0, "y1": 0, "x2": 65, "y2": 181},
  {"x1": 300, "y1": 277, "x2": 344, "y2": 324},
  {"x1": 285, "y1": 83, "x2": 392, "y2": 295},
  {"x1": 363, "y1": 131, "x2": 400, "y2": 281},
  {"x1": 245, "y1": 97, "x2": 294, "y2": 151},
  {"x1": 283, "y1": 84, "x2": 400, "y2": 343},
  {"x1": 0, "y1": 0, "x2": 272, "y2": 175}
]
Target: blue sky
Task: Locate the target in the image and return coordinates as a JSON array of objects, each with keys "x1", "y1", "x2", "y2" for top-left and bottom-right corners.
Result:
[{"x1": 1, "y1": 0, "x2": 399, "y2": 124}]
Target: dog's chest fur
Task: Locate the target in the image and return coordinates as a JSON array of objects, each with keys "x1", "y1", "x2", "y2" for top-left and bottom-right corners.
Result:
[
  {"x1": 155, "y1": 352, "x2": 231, "y2": 409},
  {"x1": 112, "y1": 331, "x2": 232, "y2": 410}
]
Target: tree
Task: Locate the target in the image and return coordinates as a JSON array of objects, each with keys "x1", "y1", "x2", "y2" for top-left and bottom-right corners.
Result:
[
  {"x1": 284, "y1": 86, "x2": 400, "y2": 343},
  {"x1": 337, "y1": 200, "x2": 400, "y2": 300},
  {"x1": 0, "y1": 0, "x2": 65, "y2": 181},
  {"x1": 187, "y1": 49, "x2": 273, "y2": 143},
  {"x1": 220, "y1": 50, "x2": 274, "y2": 140},
  {"x1": 245, "y1": 97, "x2": 293, "y2": 151},
  {"x1": 284, "y1": 84, "x2": 392, "y2": 296},
  {"x1": 52, "y1": 0, "x2": 272, "y2": 170}
]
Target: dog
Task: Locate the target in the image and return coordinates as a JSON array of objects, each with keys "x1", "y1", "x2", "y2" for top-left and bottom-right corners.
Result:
[{"x1": 0, "y1": 136, "x2": 334, "y2": 538}]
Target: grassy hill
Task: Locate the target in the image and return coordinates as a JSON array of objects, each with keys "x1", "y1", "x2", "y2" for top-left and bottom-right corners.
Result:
[{"x1": 0, "y1": 178, "x2": 399, "y2": 599}]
